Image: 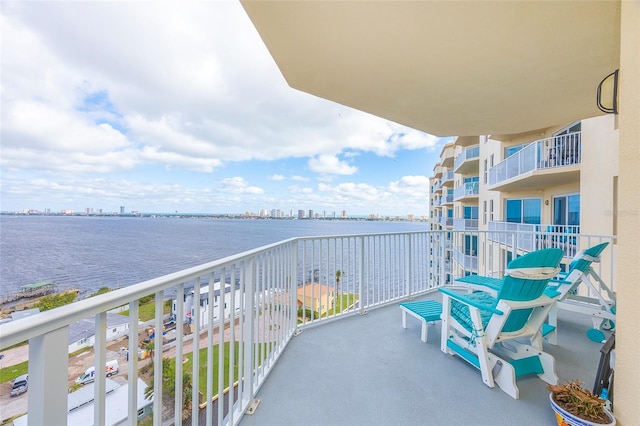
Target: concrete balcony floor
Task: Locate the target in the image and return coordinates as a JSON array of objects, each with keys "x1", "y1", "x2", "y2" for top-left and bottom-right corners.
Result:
[{"x1": 240, "y1": 293, "x2": 607, "y2": 426}]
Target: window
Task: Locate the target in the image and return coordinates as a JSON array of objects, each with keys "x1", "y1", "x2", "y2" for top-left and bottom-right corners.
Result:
[
  {"x1": 464, "y1": 206, "x2": 478, "y2": 219},
  {"x1": 447, "y1": 208, "x2": 453, "y2": 218},
  {"x1": 555, "y1": 122, "x2": 581, "y2": 136},
  {"x1": 553, "y1": 194, "x2": 580, "y2": 226},
  {"x1": 489, "y1": 199, "x2": 494, "y2": 221},
  {"x1": 483, "y1": 201, "x2": 487, "y2": 225},
  {"x1": 464, "y1": 235, "x2": 478, "y2": 256},
  {"x1": 506, "y1": 198, "x2": 541, "y2": 224},
  {"x1": 483, "y1": 159, "x2": 488, "y2": 183},
  {"x1": 505, "y1": 143, "x2": 528, "y2": 158}
]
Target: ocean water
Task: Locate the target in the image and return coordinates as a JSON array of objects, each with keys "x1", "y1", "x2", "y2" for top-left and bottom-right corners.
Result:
[{"x1": 0, "y1": 215, "x2": 426, "y2": 299}]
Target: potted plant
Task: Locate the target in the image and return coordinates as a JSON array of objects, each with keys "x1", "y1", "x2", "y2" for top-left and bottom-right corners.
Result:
[{"x1": 548, "y1": 380, "x2": 615, "y2": 425}]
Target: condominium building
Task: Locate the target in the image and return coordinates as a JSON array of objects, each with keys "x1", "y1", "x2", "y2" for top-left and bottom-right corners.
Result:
[{"x1": 429, "y1": 115, "x2": 618, "y2": 285}]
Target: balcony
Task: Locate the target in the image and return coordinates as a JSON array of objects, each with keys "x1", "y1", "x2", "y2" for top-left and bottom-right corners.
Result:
[
  {"x1": 439, "y1": 144, "x2": 456, "y2": 168},
  {"x1": 488, "y1": 132, "x2": 581, "y2": 191},
  {"x1": 453, "y1": 181, "x2": 479, "y2": 201},
  {"x1": 440, "y1": 170, "x2": 454, "y2": 186},
  {"x1": 453, "y1": 218, "x2": 478, "y2": 231},
  {"x1": 453, "y1": 144, "x2": 480, "y2": 174},
  {"x1": 452, "y1": 247, "x2": 478, "y2": 272},
  {"x1": 439, "y1": 217, "x2": 453, "y2": 227},
  {"x1": 239, "y1": 299, "x2": 604, "y2": 426},
  {"x1": 440, "y1": 194, "x2": 454, "y2": 206},
  {"x1": 0, "y1": 230, "x2": 615, "y2": 426}
]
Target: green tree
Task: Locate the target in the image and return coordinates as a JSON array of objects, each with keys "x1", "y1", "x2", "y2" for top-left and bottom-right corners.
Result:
[
  {"x1": 37, "y1": 291, "x2": 77, "y2": 311},
  {"x1": 143, "y1": 340, "x2": 154, "y2": 363},
  {"x1": 143, "y1": 357, "x2": 193, "y2": 418},
  {"x1": 88, "y1": 287, "x2": 111, "y2": 297}
]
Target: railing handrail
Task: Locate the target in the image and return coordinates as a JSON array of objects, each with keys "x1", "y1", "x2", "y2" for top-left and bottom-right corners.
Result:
[{"x1": 0, "y1": 237, "x2": 300, "y2": 349}]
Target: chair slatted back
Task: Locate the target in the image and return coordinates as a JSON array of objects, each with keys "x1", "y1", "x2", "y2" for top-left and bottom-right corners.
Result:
[{"x1": 497, "y1": 248, "x2": 564, "y2": 332}]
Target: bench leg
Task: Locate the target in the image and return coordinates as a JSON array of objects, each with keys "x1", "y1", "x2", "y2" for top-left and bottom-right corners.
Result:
[
  {"x1": 421, "y1": 321, "x2": 428, "y2": 343},
  {"x1": 402, "y1": 310, "x2": 407, "y2": 329}
]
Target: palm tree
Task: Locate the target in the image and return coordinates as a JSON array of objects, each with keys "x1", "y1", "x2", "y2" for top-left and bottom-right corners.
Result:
[
  {"x1": 335, "y1": 270, "x2": 343, "y2": 295},
  {"x1": 143, "y1": 340, "x2": 154, "y2": 362}
]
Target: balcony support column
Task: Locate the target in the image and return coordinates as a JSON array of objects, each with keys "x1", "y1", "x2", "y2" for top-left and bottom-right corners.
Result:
[{"x1": 28, "y1": 326, "x2": 68, "y2": 426}]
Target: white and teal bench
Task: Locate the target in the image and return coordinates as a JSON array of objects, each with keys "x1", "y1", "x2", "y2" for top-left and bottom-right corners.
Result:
[{"x1": 399, "y1": 300, "x2": 443, "y2": 343}]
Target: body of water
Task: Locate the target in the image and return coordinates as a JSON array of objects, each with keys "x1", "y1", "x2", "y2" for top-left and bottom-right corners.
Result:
[{"x1": 0, "y1": 215, "x2": 426, "y2": 299}]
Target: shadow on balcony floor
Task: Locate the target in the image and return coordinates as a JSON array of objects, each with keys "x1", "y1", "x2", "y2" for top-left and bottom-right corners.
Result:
[{"x1": 240, "y1": 294, "x2": 608, "y2": 426}]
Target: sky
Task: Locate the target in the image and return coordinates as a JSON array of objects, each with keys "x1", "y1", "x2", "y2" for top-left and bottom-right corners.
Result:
[{"x1": 0, "y1": 1, "x2": 449, "y2": 217}]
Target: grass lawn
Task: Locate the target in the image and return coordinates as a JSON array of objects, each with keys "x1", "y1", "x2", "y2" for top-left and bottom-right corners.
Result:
[
  {"x1": 180, "y1": 341, "x2": 273, "y2": 397},
  {"x1": 323, "y1": 293, "x2": 359, "y2": 318},
  {"x1": 0, "y1": 346, "x2": 94, "y2": 384},
  {"x1": 121, "y1": 300, "x2": 172, "y2": 322},
  {"x1": 183, "y1": 342, "x2": 241, "y2": 396},
  {"x1": 0, "y1": 361, "x2": 28, "y2": 383}
]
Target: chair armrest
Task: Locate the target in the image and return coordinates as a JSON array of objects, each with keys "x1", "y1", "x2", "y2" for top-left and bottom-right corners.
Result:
[
  {"x1": 455, "y1": 275, "x2": 502, "y2": 292},
  {"x1": 544, "y1": 288, "x2": 561, "y2": 298},
  {"x1": 439, "y1": 288, "x2": 504, "y2": 315},
  {"x1": 549, "y1": 278, "x2": 571, "y2": 285}
]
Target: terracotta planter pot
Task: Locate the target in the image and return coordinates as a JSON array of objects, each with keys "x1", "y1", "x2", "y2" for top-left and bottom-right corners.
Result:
[{"x1": 549, "y1": 393, "x2": 616, "y2": 426}]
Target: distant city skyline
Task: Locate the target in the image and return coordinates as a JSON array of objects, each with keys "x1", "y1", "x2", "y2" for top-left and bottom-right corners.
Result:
[
  {"x1": 6, "y1": 206, "x2": 424, "y2": 221},
  {"x1": 0, "y1": 2, "x2": 447, "y2": 217}
]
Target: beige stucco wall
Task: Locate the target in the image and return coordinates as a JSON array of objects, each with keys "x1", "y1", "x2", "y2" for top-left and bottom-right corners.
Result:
[
  {"x1": 580, "y1": 115, "x2": 619, "y2": 237},
  {"x1": 614, "y1": 2, "x2": 640, "y2": 424}
]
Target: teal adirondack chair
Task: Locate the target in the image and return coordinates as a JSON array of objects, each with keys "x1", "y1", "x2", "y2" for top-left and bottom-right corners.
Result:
[{"x1": 440, "y1": 248, "x2": 564, "y2": 399}]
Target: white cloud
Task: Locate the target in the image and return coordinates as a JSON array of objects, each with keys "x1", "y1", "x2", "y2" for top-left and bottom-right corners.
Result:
[
  {"x1": 308, "y1": 155, "x2": 358, "y2": 175},
  {"x1": 388, "y1": 175, "x2": 431, "y2": 197},
  {"x1": 0, "y1": 2, "x2": 442, "y2": 215},
  {"x1": 220, "y1": 177, "x2": 264, "y2": 195}
]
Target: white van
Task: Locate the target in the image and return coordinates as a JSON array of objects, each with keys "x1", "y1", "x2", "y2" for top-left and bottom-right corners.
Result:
[
  {"x1": 75, "y1": 360, "x2": 119, "y2": 385},
  {"x1": 10, "y1": 374, "x2": 28, "y2": 397}
]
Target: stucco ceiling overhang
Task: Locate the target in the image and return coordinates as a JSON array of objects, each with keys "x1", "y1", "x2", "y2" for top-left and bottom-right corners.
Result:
[{"x1": 241, "y1": 1, "x2": 621, "y2": 137}]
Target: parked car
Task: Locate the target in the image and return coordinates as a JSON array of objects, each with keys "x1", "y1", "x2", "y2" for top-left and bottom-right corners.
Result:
[{"x1": 10, "y1": 374, "x2": 28, "y2": 397}]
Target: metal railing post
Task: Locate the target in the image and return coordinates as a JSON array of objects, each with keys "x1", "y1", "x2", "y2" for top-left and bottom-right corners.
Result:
[
  {"x1": 358, "y1": 236, "x2": 365, "y2": 313},
  {"x1": 27, "y1": 327, "x2": 69, "y2": 426},
  {"x1": 94, "y1": 312, "x2": 107, "y2": 426},
  {"x1": 128, "y1": 299, "x2": 140, "y2": 425},
  {"x1": 242, "y1": 258, "x2": 256, "y2": 408}
]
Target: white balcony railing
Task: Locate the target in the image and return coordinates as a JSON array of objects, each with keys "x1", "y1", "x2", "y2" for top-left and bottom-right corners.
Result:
[
  {"x1": 452, "y1": 247, "x2": 478, "y2": 272},
  {"x1": 488, "y1": 221, "x2": 581, "y2": 257},
  {"x1": 453, "y1": 144, "x2": 480, "y2": 171},
  {"x1": 0, "y1": 229, "x2": 615, "y2": 426},
  {"x1": 439, "y1": 217, "x2": 453, "y2": 227},
  {"x1": 440, "y1": 170, "x2": 454, "y2": 187},
  {"x1": 488, "y1": 132, "x2": 581, "y2": 187},
  {"x1": 453, "y1": 218, "x2": 478, "y2": 231},
  {"x1": 453, "y1": 181, "x2": 479, "y2": 200}
]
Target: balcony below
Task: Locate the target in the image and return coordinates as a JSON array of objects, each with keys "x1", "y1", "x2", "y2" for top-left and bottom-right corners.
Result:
[
  {"x1": 453, "y1": 218, "x2": 478, "y2": 231},
  {"x1": 453, "y1": 182, "x2": 479, "y2": 201},
  {"x1": 240, "y1": 296, "x2": 606, "y2": 426},
  {"x1": 439, "y1": 170, "x2": 454, "y2": 187},
  {"x1": 488, "y1": 132, "x2": 581, "y2": 192},
  {"x1": 453, "y1": 144, "x2": 480, "y2": 174}
]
